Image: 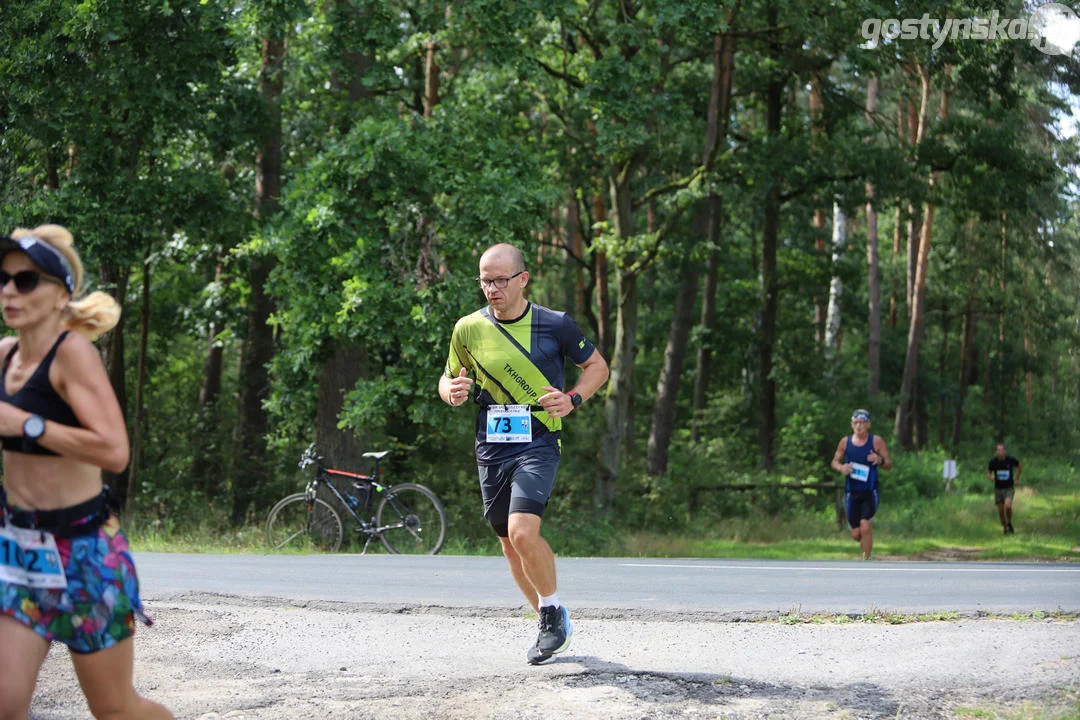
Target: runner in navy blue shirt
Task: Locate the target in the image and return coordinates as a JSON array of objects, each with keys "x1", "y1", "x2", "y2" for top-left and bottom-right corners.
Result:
[
  {"x1": 987, "y1": 443, "x2": 1022, "y2": 535},
  {"x1": 830, "y1": 409, "x2": 893, "y2": 560}
]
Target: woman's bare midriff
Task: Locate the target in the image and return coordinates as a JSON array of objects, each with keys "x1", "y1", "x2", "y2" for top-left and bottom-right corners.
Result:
[{"x1": 2, "y1": 450, "x2": 102, "y2": 510}]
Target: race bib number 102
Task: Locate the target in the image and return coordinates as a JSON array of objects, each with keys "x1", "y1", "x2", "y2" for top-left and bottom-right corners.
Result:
[
  {"x1": 486, "y1": 405, "x2": 532, "y2": 443},
  {"x1": 0, "y1": 525, "x2": 67, "y2": 589}
]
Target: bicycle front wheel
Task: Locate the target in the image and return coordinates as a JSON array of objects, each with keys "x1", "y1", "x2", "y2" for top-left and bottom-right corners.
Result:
[
  {"x1": 265, "y1": 493, "x2": 344, "y2": 552},
  {"x1": 376, "y1": 483, "x2": 447, "y2": 555}
]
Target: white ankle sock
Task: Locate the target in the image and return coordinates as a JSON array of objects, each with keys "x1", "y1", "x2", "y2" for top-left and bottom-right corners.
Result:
[{"x1": 539, "y1": 593, "x2": 560, "y2": 609}]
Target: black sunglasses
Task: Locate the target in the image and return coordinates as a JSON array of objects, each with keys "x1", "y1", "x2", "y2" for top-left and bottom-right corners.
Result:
[{"x1": 0, "y1": 269, "x2": 65, "y2": 294}]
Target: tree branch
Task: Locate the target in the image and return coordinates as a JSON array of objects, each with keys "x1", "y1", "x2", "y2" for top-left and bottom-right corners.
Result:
[
  {"x1": 778, "y1": 172, "x2": 862, "y2": 203},
  {"x1": 627, "y1": 200, "x2": 691, "y2": 276},
  {"x1": 535, "y1": 58, "x2": 584, "y2": 88},
  {"x1": 573, "y1": 23, "x2": 604, "y2": 59},
  {"x1": 631, "y1": 165, "x2": 706, "y2": 211},
  {"x1": 531, "y1": 90, "x2": 589, "y2": 146}
]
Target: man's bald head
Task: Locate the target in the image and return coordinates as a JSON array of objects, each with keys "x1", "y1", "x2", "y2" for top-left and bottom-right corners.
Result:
[{"x1": 480, "y1": 243, "x2": 525, "y2": 274}]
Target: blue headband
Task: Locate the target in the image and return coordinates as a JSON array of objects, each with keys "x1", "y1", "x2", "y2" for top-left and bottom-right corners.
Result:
[
  {"x1": 851, "y1": 410, "x2": 871, "y2": 421},
  {"x1": 0, "y1": 235, "x2": 76, "y2": 294}
]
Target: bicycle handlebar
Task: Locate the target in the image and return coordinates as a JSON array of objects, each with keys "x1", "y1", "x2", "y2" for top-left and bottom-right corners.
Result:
[{"x1": 298, "y1": 443, "x2": 323, "y2": 470}]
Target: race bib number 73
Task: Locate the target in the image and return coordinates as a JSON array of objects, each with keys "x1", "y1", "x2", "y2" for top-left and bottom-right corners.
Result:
[
  {"x1": 486, "y1": 405, "x2": 532, "y2": 443},
  {"x1": 0, "y1": 524, "x2": 67, "y2": 589}
]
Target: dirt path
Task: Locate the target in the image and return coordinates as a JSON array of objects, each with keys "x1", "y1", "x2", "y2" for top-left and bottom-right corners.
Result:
[{"x1": 29, "y1": 593, "x2": 1080, "y2": 719}]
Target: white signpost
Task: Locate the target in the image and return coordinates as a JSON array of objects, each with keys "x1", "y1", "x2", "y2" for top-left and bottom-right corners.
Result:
[{"x1": 943, "y1": 459, "x2": 957, "y2": 494}]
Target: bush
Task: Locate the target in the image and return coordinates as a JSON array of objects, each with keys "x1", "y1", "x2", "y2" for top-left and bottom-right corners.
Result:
[{"x1": 885, "y1": 447, "x2": 951, "y2": 503}]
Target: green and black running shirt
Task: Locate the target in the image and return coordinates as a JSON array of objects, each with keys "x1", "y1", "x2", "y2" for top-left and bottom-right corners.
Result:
[{"x1": 444, "y1": 302, "x2": 596, "y2": 465}]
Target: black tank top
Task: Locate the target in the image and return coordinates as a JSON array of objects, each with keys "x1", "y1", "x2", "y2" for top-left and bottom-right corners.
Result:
[{"x1": 0, "y1": 331, "x2": 82, "y2": 455}]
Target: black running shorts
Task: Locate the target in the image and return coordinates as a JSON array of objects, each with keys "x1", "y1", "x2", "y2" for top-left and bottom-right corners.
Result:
[
  {"x1": 477, "y1": 445, "x2": 560, "y2": 537},
  {"x1": 845, "y1": 489, "x2": 879, "y2": 529}
]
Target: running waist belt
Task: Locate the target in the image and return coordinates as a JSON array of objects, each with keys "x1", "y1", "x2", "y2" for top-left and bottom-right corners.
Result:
[{"x1": 3, "y1": 490, "x2": 111, "y2": 539}]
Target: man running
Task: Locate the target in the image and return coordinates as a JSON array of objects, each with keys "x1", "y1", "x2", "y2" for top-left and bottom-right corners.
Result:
[
  {"x1": 439, "y1": 243, "x2": 608, "y2": 664},
  {"x1": 987, "y1": 443, "x2": 1022, "y2": 534},
  {"x1": 831, "y1": 409, "x2": 893, "y2": 560}
]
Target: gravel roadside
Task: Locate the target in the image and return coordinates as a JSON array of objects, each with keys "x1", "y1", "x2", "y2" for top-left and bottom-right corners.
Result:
[{"x1": 29, "y1": 593, "x2": 1080, "y2": 719}]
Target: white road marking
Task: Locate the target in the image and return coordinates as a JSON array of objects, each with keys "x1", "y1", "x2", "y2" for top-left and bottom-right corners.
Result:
[{"x1": 619, "y1": 562, "x2": 1080, "y2": 574}]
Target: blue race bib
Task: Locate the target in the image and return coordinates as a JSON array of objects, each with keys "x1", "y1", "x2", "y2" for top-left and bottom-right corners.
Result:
[
  {"x1": 850, "y1": 463, "x2": 871, "y2": 483},
  {"x1": 0, "y1": 525, "x2": 67, "y2": 589},
  {"x1": 486, "y1": 405, "x2": 532, "y2": 443}
]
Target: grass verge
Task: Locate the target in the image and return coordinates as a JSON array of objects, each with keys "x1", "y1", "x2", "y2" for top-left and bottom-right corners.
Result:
[{"x1": 124, "y1": 471, "x2": 1080, "y2": 562}]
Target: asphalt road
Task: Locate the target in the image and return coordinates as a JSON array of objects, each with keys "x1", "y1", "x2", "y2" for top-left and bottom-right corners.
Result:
[{"x1": 135, "y1": 553, "x2": 1080, "y2": 614}]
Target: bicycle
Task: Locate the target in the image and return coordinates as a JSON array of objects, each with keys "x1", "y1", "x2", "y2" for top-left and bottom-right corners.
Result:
[{"x1": 265, "y1": 444, "x2": 447, "y2": 555}]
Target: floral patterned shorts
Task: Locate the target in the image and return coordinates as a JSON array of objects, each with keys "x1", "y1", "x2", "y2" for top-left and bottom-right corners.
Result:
[{"x1": 0, "y1": 515, "x2": 151, "y2": 654}]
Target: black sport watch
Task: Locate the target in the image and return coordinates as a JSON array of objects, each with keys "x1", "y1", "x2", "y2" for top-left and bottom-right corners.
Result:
[
  {"x1": 23, "y1": 414, "x2": 45, "y2": 440},
  {"x1": 568, "y1": 391, "x2": 583, "y2": 409}
]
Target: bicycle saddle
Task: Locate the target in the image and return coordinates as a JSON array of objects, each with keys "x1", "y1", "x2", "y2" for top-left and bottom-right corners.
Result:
[{"x1": 363, "y1": 450, "x2": 391, "y2": 460}]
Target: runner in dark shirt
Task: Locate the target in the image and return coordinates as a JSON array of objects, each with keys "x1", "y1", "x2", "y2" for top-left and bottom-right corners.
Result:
[
  {"x1": 830, "y1": 409, "x2": 893, "y2": 560},
  {"x1": 439, "y1": 243, "x2": 608, "y2": 665},
  {"x1": 987, "y1": 443, "x2": 1022, "y2": 535}
]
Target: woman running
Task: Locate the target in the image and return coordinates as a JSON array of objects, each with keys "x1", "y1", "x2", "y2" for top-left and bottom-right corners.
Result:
[{"x1": 0, "y1": 224, "x2": 172, "y2": 719}]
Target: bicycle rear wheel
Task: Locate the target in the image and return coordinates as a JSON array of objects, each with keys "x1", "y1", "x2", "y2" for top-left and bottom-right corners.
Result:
[
  {"x1": 376, "y1": 483, "x2": 447, "y2": 555},
  {"x1": 265, "y1": 493, "x2": 344, "y2": 552}
]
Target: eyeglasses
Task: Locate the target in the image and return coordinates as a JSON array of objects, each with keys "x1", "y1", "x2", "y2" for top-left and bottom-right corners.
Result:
[
  {"x1": 0, "y1": 270, "x2": 65, "y2": 294},
  {"x1": 476, "y1": 271, "x2": 524, "y2": 290}
]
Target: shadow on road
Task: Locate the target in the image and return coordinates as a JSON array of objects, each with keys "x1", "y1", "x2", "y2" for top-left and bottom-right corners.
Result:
[{"x1": 544, "y1": 656, "x2": 906, "y2": 718}]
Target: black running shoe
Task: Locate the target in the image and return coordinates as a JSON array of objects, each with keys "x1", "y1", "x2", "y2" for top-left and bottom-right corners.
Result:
[
  {"x1": 536, "y1": 605, "x2": 573, "y2": 655},
  {"x1": 1007, "y1": 523, "x2": 1015, "y2": 534},
  {"x1": 526, "y1": 641, "x2": 553, "y2": 665}
]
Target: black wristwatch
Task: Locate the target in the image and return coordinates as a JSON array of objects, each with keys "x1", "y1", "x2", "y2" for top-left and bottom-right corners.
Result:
[
  {"x1": 23, "y1": 414, "x2": 45, "y2": 440},
  {"x1": 568, "y1": 391, "x2": 584, "y2": 409}
]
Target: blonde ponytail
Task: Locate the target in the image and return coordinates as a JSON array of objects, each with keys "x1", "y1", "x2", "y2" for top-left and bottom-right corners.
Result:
[{"x1": 64, "y1": 291, "x2": 121, "y2": 341}]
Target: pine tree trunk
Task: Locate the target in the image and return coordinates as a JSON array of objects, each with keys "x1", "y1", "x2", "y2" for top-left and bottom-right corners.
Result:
[
  {"x1": 936, "y1": 299, "x2": 950, "y2": 447},
  {"x1": 888, "y1": 100, "x2": 905, "y2": 332},
  {"x1": 199, "y1": 263, "x2": 225, "y2": 409},
  {"x1": 231, "y1": 34, "x2": 283, "y2": 525},
  {"x1": 317, "y1": 7, "x2": 388, "y2": 472},
  {"x1": 100, "y1": 264, "x2": 129, "y2": 508},
  {"x1": 758, "y1": 48, "x2": 783, "y2": 470},
  {"x1": 127, "y1": 247, "x2": 152, "y2": 511},
  {"x1": 997, "y1": 214, "x2": 1007, "y2": 441},
  {"x1": 809, "y1": 81, "x2": 826, "y2": 345},
  {"x1": 191, "y1": 260, "x2": 225, "y2": 495},
  {"x1": 593, "y1": 193, "x2": 611, "y2": 360},
  {"x1": 1023, "y1": 274, "x2": 1032, "y2": 404},
  {"x1": 316, "y1": 346, "x2": 369, "y2": 469},
  {"x1": 328, "y1": 0, "x2": 373, "y2": 106},
  {"x1": 692, "y1": 27, "x2": 736, "y2": 438},
  {"x1": 569, "y1": 197, "x2": 586, "y2": 317},
  {"x1": 598, "y1": 165, "x2": 637, "y2": 508},
  {"x1": 951, "y1": 299, "x2": 976, "y2": 451},
  {"x1": 424, "y1": 40, "x2": 440, "y2": 117},
  {"x1": 889, "y1": 205, "x2": 902, "y2": 330},
  {"x1": 692, "y1": 213, "x2": 721, "y2": 443},
  {"x1": 647, "y1": 259, "x2": 697, "y2": 475},
  {"x1": 905, "y1": 67, "x2": 927, "y2": 319},
  {"x1": 866, "y1": 77, "x2": 881, "y2": 396},
  {"x1": 895, "y1": 66, "x2": 948, "y2": 448}
]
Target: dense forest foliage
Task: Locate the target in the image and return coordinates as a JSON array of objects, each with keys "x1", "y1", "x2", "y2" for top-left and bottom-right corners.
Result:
[{"x1": 1, "y1": 0, "x2": 1078, "y2": 541}]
